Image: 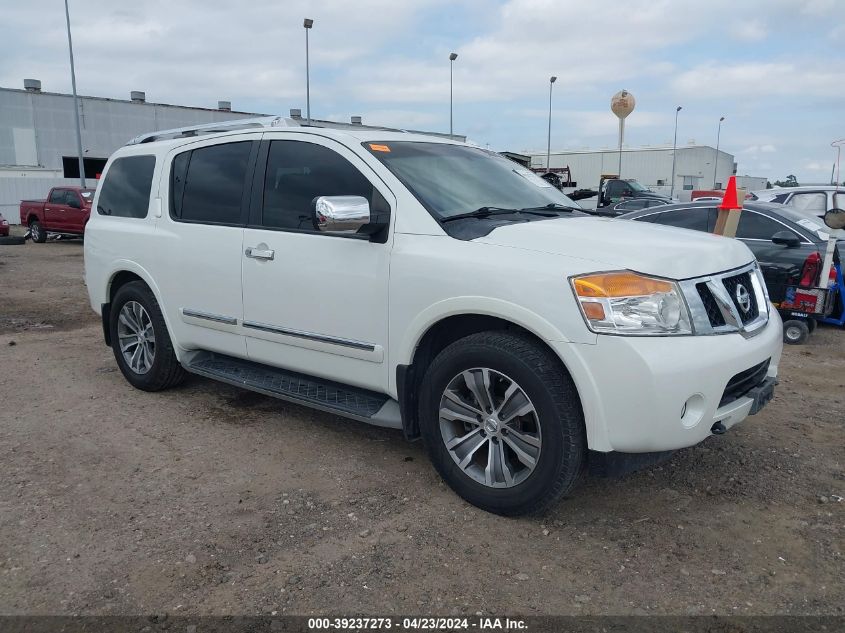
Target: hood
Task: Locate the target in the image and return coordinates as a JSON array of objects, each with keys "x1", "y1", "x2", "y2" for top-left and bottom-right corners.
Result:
[{"x1": 475, "y1": 216, "x2": 755, "y2": 280}]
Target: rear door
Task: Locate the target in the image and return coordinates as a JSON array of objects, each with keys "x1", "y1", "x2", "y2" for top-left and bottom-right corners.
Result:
[
  {"x1": 154, "y1": 136, "x2": 258, "y2": 359},
  {"x1": 44, "y1": 188, "x2": 69, "y2": 230}
]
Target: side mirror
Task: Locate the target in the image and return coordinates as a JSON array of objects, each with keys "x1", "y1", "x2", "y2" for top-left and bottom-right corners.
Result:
[
  {"x1": 771, "y1": 231, "x2": 801, "y2": 248},
  {"x1": 67, "y1": 197, "x2": 81, "y2": 209},
  {"x1": 823, "y1": 207, "x2": 845, "y2": 230},
  {"x1": 313, "y1": 196, "x2": 370, "y2": 234}
]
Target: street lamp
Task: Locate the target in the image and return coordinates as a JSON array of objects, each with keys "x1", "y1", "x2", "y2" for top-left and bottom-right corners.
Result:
[
  {"x1": 670, "y1": 105, "x2": 682, "y2": 200},
  {"x1": 714, "y1": 115, "x2": 725, "y2": 188},
  {"x1": 303, "y1": 18, "x2": 314, "y2": 124},
  {"x1": 64, "y1": 0, "x2": 85, "y2": 188},
  {"x1": 449, "y1": 52, "x2": 458, "y2": 136},
  {"x1": 547, "y1": 76, "x2": 557, "y2": 172}
]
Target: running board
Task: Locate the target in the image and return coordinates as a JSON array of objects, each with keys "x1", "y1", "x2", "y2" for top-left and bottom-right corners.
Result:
[{"x1": 183, "y1": 352, "x2": 401, "y2": 429}]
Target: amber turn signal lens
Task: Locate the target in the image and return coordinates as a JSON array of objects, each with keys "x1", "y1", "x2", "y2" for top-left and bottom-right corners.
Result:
[
  {"x1": 369, "y1": 144, "x2": 391, "y2": 152},
  {"x1": 582, "y1": 302, "x2": 606, "y2": 320},
  {"x1": 573, "y1": 272, "x2": 673, "y2": 298}
]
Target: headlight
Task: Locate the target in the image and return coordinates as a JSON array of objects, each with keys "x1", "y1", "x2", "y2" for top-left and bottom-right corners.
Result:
[{"x1": 571, "y1": 271, "x2": 692, "y2": 335}]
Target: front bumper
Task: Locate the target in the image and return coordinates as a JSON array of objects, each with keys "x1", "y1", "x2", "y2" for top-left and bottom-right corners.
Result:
[{"x1": 554, "y1": 309, "x2": 783, "y2": 453}]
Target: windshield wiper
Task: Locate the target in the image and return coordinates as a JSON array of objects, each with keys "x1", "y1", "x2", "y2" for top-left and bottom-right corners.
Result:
[
  {"x1": 518, "y1": 203, "x2": 580, "y2": 213},
  {"x1": 441, "y1": 206, "x2": 558, "y2": 223}
]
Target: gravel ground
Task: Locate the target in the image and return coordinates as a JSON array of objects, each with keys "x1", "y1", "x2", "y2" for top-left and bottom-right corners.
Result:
[{"x1": 0, "y1": 237, "x2": 843, "y2": 617}]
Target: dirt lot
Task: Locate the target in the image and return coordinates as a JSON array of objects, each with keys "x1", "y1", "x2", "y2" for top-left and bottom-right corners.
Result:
[{"x1": 1, "y1": 237, "x2": 843, "y2": 617}]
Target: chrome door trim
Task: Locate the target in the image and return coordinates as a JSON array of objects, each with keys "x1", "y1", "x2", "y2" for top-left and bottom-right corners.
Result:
[
  {"x1": 182, "y1": 308, "x2": 238, "y2": 325},
  {"x1": 242, "y1": 320, "x2": 375, "y2": 351}
]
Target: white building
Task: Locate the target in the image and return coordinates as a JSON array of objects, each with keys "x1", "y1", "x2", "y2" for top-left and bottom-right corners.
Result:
[
  {"x1": 527, "y1": 145, "x2": 765, "y2": 202},
  {"x1": 0, "y1": 81, "x2": 461, "y2": 223}
]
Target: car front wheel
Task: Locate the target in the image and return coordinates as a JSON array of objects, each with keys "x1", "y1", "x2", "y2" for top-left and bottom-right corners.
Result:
[{"x1": 418, "y1": 331, "x2": 585, "y2": 516}]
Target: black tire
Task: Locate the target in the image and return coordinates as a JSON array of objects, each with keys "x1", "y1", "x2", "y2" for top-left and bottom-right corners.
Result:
[
  {"x1": 782, "y1": 319, "x2": 810, "y2": 345},
  {"x1": 418, "y1": 331, "x2": 586, "y2": 516},
  {"x1": 29, "y1": 219, "x2": 46, "y2": 243},
  {"x1": 109, "y1": 280, "x2": 186, "y2": 391},
  {"x1": 0, "y1": 235, "x2": 25, "y2": 246}
]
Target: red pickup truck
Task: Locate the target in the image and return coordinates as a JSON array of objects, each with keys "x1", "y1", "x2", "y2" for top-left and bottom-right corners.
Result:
[{"x1": 20, "y1": 186, "x2": 95, "y2": 243}]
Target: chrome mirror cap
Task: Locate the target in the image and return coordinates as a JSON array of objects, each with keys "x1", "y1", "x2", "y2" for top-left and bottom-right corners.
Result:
[
  {"x1": 313, "y1": 196, "x2": 371, "y2": 233},
  {"x1": 823, "y1": 207, "x2": 845, "y2": 231}
]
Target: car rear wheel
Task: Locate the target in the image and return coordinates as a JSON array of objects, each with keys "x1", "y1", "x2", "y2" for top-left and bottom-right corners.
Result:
[
  {"x1": 29, "y1": 220, "x2": 46, "y2": 243},
  {"x1": 418, "y1": 331, "x2": 585, "y2": 516},
  {"x1": 109, "y1": 281, "x2": 186, "y2": 391}
]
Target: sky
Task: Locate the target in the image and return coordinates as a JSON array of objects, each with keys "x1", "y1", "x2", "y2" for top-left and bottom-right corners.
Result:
[{"x1": 1, "y1": 0, "x2": 843, "y2": 183}]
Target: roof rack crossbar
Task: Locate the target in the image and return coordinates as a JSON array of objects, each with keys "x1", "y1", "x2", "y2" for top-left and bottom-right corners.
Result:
[{"x1": 125, "y1": 116, "x2": 298, "y2": 145}]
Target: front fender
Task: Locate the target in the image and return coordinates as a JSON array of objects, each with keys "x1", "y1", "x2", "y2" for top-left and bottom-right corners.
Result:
[{"x1": 390, "y1": 296, "x2": 591, "y2": 395}]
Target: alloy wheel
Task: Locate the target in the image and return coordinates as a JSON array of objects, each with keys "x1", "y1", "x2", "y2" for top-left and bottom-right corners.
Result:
[
  {"x1": 117, "y1": 301, "x2": 156, "y2": 374},
  {"x1": 438, "y1": 368, "x2": 541, "y2": 488}
]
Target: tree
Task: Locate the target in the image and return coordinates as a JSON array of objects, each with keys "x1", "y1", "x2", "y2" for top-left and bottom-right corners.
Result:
[{"x1": 773, "y1": 174, "x2": 799, "y2": 187}]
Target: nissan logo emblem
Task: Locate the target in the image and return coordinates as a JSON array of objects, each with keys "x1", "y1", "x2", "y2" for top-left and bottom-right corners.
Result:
[{"x1": 735, "y1": 284, "x2": 752, "y2": 313}]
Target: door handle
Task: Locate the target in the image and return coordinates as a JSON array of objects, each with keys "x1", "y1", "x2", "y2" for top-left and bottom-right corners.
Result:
[{"x1": 245, "y1": 247, "x2": 275, "y2": 260}]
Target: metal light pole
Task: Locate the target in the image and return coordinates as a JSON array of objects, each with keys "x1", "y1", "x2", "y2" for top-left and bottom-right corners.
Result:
[
  {"x1": 64, "y1": 0, "x2": 85, "y2": 187},
  {"x1": 449, "y1": 53, "x2": 458, "y2": 136},
  {"x1": 303, "y1": 18, "x2": 313, "y2": 124},
  {"x1": 546, "y1": 76, "x2": 557, "y2": 172},
  {"x1": 670, "y1": 105, "x2": 682, "y2": 200},
  {"x1": 714, "y1": 115, "x2": 725, "y2": 188}
]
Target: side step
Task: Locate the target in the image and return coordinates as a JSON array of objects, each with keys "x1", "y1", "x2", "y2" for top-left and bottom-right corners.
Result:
[{"x1": 184, "y1": 352, "x2": 401, "y2": 429}]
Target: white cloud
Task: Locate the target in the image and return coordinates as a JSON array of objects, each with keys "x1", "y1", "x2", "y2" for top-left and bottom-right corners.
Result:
[
  {"x1": 0, "y1": 0, "x2": 448, "y2": 106},
  {"x1": 804, "y1": 160, "x2": 832, "y2": 172},
  {"x1": 730, "y1": 20, "x2": 768, "y2": 41},
  {"x1": 672, "y1": 62, "x2": 845, "y2": 98}
]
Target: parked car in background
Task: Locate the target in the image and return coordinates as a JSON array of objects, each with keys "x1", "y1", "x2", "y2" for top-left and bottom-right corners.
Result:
[
  {"x1": 0, "y1": 212, "x2": 9, "y2": 236},
  {"x1": 620, "y1": 200, "x2": 839, "y2": 269},
  {"x1": 19, "y1": 186, "x2": 95, "y2": 242},
  {"x1": 621, "y1": 201, "x2": 845, "y2": 342},
  {"x1": 590, "y1": 197, "x2": 669, "y2": 217},
  {"x1": 750, "y1": 186, "x2": 845, "y2": 219}
]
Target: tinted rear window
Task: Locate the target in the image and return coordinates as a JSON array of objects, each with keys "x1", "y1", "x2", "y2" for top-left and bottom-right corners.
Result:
[
  {"x1": 175, "y1": 141, "x2": 253, "y2": 225},
  {"x1": 97, "y1": 156, "x2": 156, "y2": 218}
]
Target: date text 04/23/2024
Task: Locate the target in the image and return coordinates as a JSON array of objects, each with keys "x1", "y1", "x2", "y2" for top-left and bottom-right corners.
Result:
[{"x1": 307, "y1": 617, "x2": 527, "y2": 630}]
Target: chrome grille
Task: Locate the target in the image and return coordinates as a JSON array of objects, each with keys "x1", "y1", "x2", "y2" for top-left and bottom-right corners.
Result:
[
  {"x1": 679, "y1": 262, "x2": 769, "y2": 338},
  {"x1": 722, "y1": 272, "x2": 759, "y2": 324}
]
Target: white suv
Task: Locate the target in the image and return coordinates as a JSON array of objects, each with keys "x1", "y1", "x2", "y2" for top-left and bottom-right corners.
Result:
[
  {"x1": 85, "y1": 117, "x2": 783, "y2": 515},
  {"x1": 752, "y1": 186, "x2": 845, "y2": 219}
]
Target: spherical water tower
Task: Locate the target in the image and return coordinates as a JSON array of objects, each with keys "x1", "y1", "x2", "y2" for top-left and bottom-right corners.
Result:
[{"x1": 611, "y1": 90, "x2": 636, "y2": 176}]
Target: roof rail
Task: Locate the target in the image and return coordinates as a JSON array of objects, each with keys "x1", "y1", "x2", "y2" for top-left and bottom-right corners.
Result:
[{"x1": 125, "y1": 116, "x2": 298, "y2": 145}]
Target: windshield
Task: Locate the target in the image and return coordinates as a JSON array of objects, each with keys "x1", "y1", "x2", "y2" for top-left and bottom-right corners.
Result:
[
  {"x1": 625, "y1": 180, "x2": 648, "y2": 192},
  {"x1": 364, "y1": 141, "x2": 580, "y2": 219}
]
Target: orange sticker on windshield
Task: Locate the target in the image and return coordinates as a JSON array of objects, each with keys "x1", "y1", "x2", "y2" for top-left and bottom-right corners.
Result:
[{"x1": 369, "y1": 143, "x2": 391, "y2": 152}]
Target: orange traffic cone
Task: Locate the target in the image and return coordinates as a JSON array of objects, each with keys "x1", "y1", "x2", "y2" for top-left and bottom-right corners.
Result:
[{"x1": 719, "y1": 175, "x2": 741, "y2": 211}]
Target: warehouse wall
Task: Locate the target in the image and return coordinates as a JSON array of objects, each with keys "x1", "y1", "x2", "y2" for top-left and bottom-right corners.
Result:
[
  {"x1": 529, "y1": 146, "x2": 736, "y2": 200},
  {"x1": 0, "y1": 88, "x2": 263, "y2": 222}
]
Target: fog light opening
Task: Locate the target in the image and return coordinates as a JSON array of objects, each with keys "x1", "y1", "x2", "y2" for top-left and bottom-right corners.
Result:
[{"x1": 680, "y1": 394, "x2": 705, "y2": 429}]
